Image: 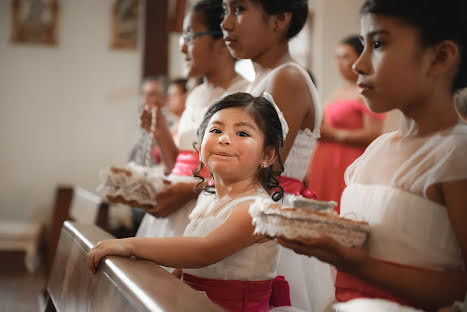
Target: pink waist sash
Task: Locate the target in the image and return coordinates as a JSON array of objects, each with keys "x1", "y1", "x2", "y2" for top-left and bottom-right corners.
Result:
[
  {"x1": 183, "y1": 273, "x2": 291, "y2": 312},
  {"x1": 335, "y1": 269, "x2": 411, "y2": 306},
  {"x1": 278, "y1": 176, "x2": 317, "y2": 199},
  {"x1": 171, "y1": 150, "x2": 210, "y2": 178}
]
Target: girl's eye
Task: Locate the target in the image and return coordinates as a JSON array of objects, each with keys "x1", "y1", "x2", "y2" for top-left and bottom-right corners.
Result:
[
  {"x1": 234, "y1": 5, "x2": 245, "y2": 15},
  {"x1": 209, "y1": 128, "x2": 221, "y2": 134},
  {"x1": 237, "y1": 131, "x2": 249, "y2": 137},
  {"x1": 373, "y1": 40, "x2": 382, "y2": 49},
  {"x1": 221, "y1": 7, "x2": 228, "y2": 19}
]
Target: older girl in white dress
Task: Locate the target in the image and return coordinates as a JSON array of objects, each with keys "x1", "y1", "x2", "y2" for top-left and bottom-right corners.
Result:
[
  {"x1": 278, "y1": 0, "x2": 467, "y2": 310},
  {"x1": 137, "y1": 0, "x2": 247, "y2": 239},
  {"x1": 89, "y1": 93, "x2": 292, "y2": 311},
  {"x1": 221, "y1": 1, "x2": 333, "y2": 311}
]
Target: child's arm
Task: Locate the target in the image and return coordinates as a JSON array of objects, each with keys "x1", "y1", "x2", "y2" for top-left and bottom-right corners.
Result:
[
  {"x1": 144, "y1": 182, "x2": 201, "y2": 218},
  {"x1": 278, "y1": 179, "x2": 467, "y2": 310},
  {"x1": 326, "y1": 114, "x2": 384, "y2": 146},
  {"x1": 264, "y1": 66, "x2": 316, "y2": 161},
  {"x1": 140, "y1": 106, "x2": 179, "y2": 174},
  {"x1": 88, "y1": 200, "x2": 263, "y2": 273}
]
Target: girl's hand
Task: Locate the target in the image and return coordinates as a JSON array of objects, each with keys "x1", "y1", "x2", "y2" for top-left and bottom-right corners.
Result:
[
  {"x1": 139, "y1": 106, "x2": 168, "y2": 138},
  {"x1": 144, "y1": 182, "x2": 198, "y2": 218},
  {"x1": 276, "y1": 235, "x2": 368, "y2": 272},
  {"x1": 87, "y1": 239, "x2": 133, "y2": 273}
]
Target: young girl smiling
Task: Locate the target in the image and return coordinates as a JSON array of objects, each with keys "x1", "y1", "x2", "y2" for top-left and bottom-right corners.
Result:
[{"x1": 89, "y1": 93, "x2": 292, "y2": 311}]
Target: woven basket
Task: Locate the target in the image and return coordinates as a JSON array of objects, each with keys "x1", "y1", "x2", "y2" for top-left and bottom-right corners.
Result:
[{"x1": 249, "y1": 199, "x2": 370, "y2": 248}]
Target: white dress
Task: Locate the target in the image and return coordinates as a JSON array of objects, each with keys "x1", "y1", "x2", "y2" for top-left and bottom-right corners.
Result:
[
  {"x1": 136, "y1": 77, "x2": 248, "y2": 239},
  {"x1": 247, "y1": 62, "x2": 334, "y2": 312},
  {"x1": 183, "y1": 190, "x2": 279, "y2": 281},
  {"x1": 341, "y1": 122, "x2": 467, "y2": 272}
]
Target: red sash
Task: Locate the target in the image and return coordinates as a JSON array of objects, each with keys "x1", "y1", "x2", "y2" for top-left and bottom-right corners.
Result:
[
  {"x1": 335, "y1": 270, "x2": 411, "y2": 304},
  {"x1": 171, "y1": 150, "x2": 210, "y2": 178},
  {"x1": 183, "y1": 273, "x2": 291, "y2": 312},
  {"x1": 278, "y1": 176, "x2": 317, "y2": 199}
]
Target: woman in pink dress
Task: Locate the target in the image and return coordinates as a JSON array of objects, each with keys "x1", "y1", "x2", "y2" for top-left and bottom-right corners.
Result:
[{"x1": 306, "y1": 35, "x2": 386, "y2": 213}]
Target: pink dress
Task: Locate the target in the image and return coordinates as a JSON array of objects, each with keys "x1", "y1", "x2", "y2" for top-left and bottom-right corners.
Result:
[{"x1": 307, "y1": 100, "x2": 385, "y2": 212}]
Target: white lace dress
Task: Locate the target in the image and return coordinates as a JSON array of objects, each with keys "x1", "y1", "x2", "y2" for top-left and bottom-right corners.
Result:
[
  {"x1": 183, "y1": 190, "x2": 279, "y2": 281},
  {"x1": 341, "y1": 123, "x2": 467, "y2": 272},
  {"x1": 136, "y1": 78, "x2": 248, "y2": 239},
  {"x1": 247, "y1": 62, "x2": 334, "y2": 312}
]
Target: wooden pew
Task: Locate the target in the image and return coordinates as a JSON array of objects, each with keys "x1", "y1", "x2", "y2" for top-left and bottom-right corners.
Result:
[
  {"x1": 46, "y1": 185, "x2": 110, "y2": 272},
  {"x1": 44, "y1": 221, "x2": 224, "y2": 312}
]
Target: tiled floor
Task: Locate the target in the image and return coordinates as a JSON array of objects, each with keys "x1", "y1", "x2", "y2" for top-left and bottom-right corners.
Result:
[{"x1": 0, "y1": 251, "x2": 47, "y2": 312}]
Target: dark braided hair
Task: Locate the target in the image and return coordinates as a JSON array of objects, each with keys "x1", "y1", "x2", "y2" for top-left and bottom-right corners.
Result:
[{"x1": 193, "y1": 92, "x2": 285, "y2": 201}]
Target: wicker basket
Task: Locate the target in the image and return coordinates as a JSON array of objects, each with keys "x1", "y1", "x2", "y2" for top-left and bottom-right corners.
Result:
[{"x1": 249, "y1": 198, "x2": 370, "y2": 248}]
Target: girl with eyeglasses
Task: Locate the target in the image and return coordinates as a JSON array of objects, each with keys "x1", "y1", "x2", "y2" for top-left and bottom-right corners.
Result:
[{"x1": 137, "y1": 0, "x2": 248, "y2": 246}]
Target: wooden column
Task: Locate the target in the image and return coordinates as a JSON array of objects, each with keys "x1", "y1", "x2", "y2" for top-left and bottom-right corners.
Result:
[{"x1": 141, "y1": 0, "x2": 169, "y2": 78}]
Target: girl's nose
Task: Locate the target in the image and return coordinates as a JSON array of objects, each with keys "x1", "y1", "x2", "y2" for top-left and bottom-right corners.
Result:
[
  {"x1": 352, "y1": 50, "x2": 369, "y2": 76},
  {"x1": 220, "y1": 11, "x2": 232, "y2": 32},
  {"x1": 179, "y1": 36, "x2": 187, "y2": 54},
  {"x1": 217, "y1": 133, "x2": 231, "y2": 144}
]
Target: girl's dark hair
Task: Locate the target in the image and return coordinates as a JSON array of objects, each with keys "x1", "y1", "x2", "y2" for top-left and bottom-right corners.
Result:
[
  {"x1": 253, "y1": 0, "x2": 309, "y2": 39},
  {"x1": 193, "y1": 92, "x2": 285, "y2": 201},
  {"x1": 171, "y1": 78, "x2": 188, "y2": 93},
  {"x1": 341, "y1": 34, "x2": 364, "y2": 56},
  {"x1": 361, "y1": 0, "x2": 467, "y2": 92},
  {"x1": 192, "y1": 0, "x2": 223, "y2": 39}
]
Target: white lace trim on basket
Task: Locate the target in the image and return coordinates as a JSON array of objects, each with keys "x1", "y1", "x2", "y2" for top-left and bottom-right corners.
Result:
[
  {"x1": 249, "y1": 197, "x2": 370, "y2": 248},
  {"x1": 97, "y1": 162, "x2": 167, "y2": 206}
]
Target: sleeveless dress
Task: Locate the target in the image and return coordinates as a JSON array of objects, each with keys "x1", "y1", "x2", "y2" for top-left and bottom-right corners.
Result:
[
  {"x1": 183, "y1": 191, "x2": 289, "y2": 311},
  {"x1": 136, "y1": 77, "x2": 248, "y2": 239},
  {"x1": 336, "y1": 122, "x2": 467, "y2": 306},
  {"x1": 307, "y1": 99, "x2": 386, "y2": 213},
  {"x1": 247, "y1": 62, "x2": 335, "y2": 312}
]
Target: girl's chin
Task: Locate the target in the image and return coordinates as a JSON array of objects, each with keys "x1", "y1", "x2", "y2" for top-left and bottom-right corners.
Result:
[{"x1": 227, "y1": 47, "x2": 248, "y2": 60}]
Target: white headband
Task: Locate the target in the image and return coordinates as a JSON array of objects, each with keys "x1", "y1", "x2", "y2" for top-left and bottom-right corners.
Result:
[{"x1": 263, "y1": 92, "x2": 289, "y2": 141}]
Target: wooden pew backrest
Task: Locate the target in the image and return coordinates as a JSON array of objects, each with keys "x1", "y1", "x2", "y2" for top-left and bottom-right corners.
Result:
[{"x1": 46, "y1": 221, "x2": 224, "y2": 312}]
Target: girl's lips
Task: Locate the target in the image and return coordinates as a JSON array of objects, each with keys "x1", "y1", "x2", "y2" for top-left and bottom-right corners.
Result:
[
  {"x1": 357, "y1": 82, "x2": 373, "y2": 89},
  {"x1": 213, "y1": 152, "x2": 233, "y2": 157},
  {"x1": 357, "y1": 82, "x2": 374, "y2": 95}
]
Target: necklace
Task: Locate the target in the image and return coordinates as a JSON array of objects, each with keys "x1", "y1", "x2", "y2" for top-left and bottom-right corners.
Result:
[{"x1": 192, "y1": 186, "x2": 264, "y2": 229}]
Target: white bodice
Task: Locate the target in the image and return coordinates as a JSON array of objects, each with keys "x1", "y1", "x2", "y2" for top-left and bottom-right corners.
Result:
[
  {"x1": 183, "y1": 191, "x2": 279, "y2": 281},
  {"x1": 177, "y1": 77, "x2": 248, "y2": 150},
  {"x1": 246, "y1": 62, "x2": 322, "y2": 180},
  {"x1": 341, "y1": 184, "x2": 464, "y2": 271},
  {"x1": 341, "y1": 122, "x2": 467, "y2": 271}
]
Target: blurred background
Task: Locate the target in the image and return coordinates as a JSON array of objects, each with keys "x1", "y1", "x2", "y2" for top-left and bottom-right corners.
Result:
[{"x1": 0, "y1": 0, "x2": 400, "y2": 254}]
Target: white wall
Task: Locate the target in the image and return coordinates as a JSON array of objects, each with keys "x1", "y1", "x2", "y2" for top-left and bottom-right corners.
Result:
[{"x1": 0, "y1": 0, "x2": 140, "y2": 225}]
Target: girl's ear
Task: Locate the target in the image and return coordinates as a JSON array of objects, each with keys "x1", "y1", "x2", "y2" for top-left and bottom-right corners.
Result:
[
  {"x1": 262, "y1": 146, "x2": 277, "y2": 168},
  {"x1": 428, "y1": 40, "x2": 460, "y2": 79},
  {"x1": 271, "y1": 12, "x2": 292, "y2": 37}
]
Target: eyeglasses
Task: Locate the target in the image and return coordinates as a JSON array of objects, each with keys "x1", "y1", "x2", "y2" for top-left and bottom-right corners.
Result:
[{"x1": 180, "y1": 30, "x2": 223, "y2": 45}]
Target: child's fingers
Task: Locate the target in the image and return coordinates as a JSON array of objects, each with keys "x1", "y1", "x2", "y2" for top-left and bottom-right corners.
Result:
[{"x1": 88, "y1": 247, "x2": 99, "y2": 273}]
